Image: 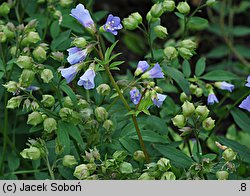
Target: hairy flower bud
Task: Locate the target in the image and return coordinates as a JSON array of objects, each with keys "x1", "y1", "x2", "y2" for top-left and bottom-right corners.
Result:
[
  {"x1": 154, "y1": 25, "x2": 168, "y2": 39},
  {"x1": 20, "y1": 146, "x2": 41, "y2": 160},
  {"x1": 16, "y1": 56, "x2": 33, "y2": 69},
  {"x1": 96, "y1": 84, "x2": 111, "y2": 96},
  {"x1": 206, "y1": 0, "x2": 216, "y2": 7},
  {"x1": 133, "y1": 150, "x2": 145, "y2": 162},
  {"x1": 119, "y1": 162, "x2": 133, "y2": 174},
  {"x1": 60, "y1": 0, "x2": 73, "y2": 7},
  {"x1": 195, "y1": 105, "x2": 209, "y2": 120},
  {"x1": 27, "y1": 111, "x2": 43, "y2": 126},
  {"x1": 0, "y1": 2, "x2": 10, "y2": 16},
  {"x1": 7, "y1": 96, "x2": 23, "y2": 109},
  {"x1": 43, "y1": 118, "x2": 57, "y2": 133},
  {"x1": 202, "y1": 117, "x2": 215, "y2": 131},
  {"x1": 182, "y1": 101, "x2": 195, "y2": 117},
  {"x1": 19, "y1": 69, "x2": 35, "y2": 87},
  {"x1": 103, "y1": 119, "x2": 114, "y2": 132},
  {"x1": 178, "y1": 47, "x2": 193, "y2": 60},
  {"x1": 177, "y1": 2, "x2": 190, "y2": 14},
  {"x1": 72, "y1": 37, "x2": 87, "y2": 48},
  {"x1": 222, "y1": 148, "x2": 237, "y2": 162},
  {"x1": 74, "y1": 164, "x2": 90, "y2": 180},
  {"x1": 195, "y1": 88, "x2": 203, "y2": 97},
  {"x1": 32, "y1": 46, "x2": 46, "y2": 62},
  {"x1": 62, "y1": 155, "x2": 78, "y2": 167},
  {"x1": 31, "y1": 101, "x2": 39, "y2": 111},
  {"x1": 51, "y1": 51, "x2": 64, "y2": 62},
  {"x1": 161, "y1": 171, "x2": 176, "y2": 180},
  {"x1": 150, "y1": 3, "x2": 163, "y2": 18},
  {"x1": 138, "y1": 172, "x2": 155, "y2": 180},
  {"x1": 216, "y1": 170, "x2": 229, "y2": 180},
  {"x1": 180, "y1": 39, "x2": 196, "y2": 51},
  {"x1": 0, "y1": 32, "x2": 6, "y2": 43},
  {"x1": 95, "y1": 107, "x2": 108, "y2": 122},
  {"x1": 59, "y1": 107, "x2": 73, "y2": 120},
  {"x1": 3, "y1": 81, "x2": 18, "y2": 93},
  {"x1": 41, "y1": 95, "x2": 55, "y2": 108},
  {"x1": 63, "y1": 96, "x2": 73, "y2": 108},
  {"x1": 123, "y1": 12, "x2": 142, "y2": 30},
  {"x1": 41, "y1": 69, "x2": 53, "y2": 83},
  {"x1": 3, "y1": 26, "x2": 15, "y2": 39},
  {"x1": 180, "y1": 92, "x2": 191, "y2": 102},
  {"x1": 157, "y1": 158, "x2": 171, "y2": 171},
  {"x1": 164, "y1": 46, "x2": 178, "y2": 61},
  {"x1": 78, "y1": 99, "x2": 89, "y2": 109},
  {"x1": 172, "y1": 114, "x2": 186, "y2": 128},
  {"x1": 162, "y1": 0, "x2": 175, "y2": 12},
  {"x1": 22, "y1": 32, "x2": 41, "y2": 46}
]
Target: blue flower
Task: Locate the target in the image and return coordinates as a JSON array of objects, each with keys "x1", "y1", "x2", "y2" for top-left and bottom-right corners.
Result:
[
  {"x1": 70, "y1": 4, "x2": 94, "y2": 28},
  {"x1": 239, "y1": 95, "x2": 250, "y2": 112},
  {"x1": 153, "y1": 93, "x2": 167, "y2": 108},
  {"x1": 207, "y1": 93, "x2": 219, "y2": 105},
  {"x1": 26, "y1": 86, "x2": 40, "y2": 92},
  {"x1": 67, "y1": 47, "x2": 87, "y2": 65},
  {"x1": 103, "y1": 14, "x2": 123, "y2": 35},
  {"x1": 246, "y1": 75, "x2": 250, "y2": 87},
  {"x1": 77, "y1": 69, "x2": 96, "y2": 90},
  {"x1": 130, "y1": 88, "x2": 141, "y2": 105},
  {"x1": 141, "y1": 63, "x2": 164, "y2": 79},
  {"x1": 60, "y1": 65, "x2": 78, "y2": 84},
  {"x1": 215, "y1": 81, "x2": 234, "y2": 92},
  {"x1": 134, "y1": 61, "x2": 150, "y2": 76}
]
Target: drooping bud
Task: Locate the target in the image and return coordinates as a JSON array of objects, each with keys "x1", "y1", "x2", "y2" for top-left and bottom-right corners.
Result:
[
  {"x1": 103, "y1": 119, "x2": 114, "y2": 132},
  {"x1": 177, "y1": 2, "x2": 190, "y2": 14},
  {"x1": 3, "y1": 81, "x2": 18, "y2": 93},
  {"x1": 19, "y1": 69, "x2": 35, "y2": 87},
  {"x1": 154, "y1": 25, "x2": 168, "y2": 39},
  {"x1": 51, "y1": 51, "x2": 64, "y2": 62},
  {"x1": 53, "y1": 10, "x2": 62, "y2": 20},
  {"x1": 206, "y1": 0, "x2": 216, "y2": 7},
  {"x1": 216, "y1": 170, "x2": 229, "y2": 180},
  {"x1": 0, "y1": 32, "x2": 6, "y2": 43},
  {"x1": 27, "y1": 111, "x2": 43, "y2": 126},
  {"x1": 0, "y1": 2, "x2": 10, "y2": 16},
  {"x1": 43, "y1": 118, "x2": 57, "y2": 133},
  {"x1": 182, "y1": 101, "x2": 195, "y2": 117},
  {"x1": 10, "y1": 46, "x2": 18, "y2": 57},
  {"x1": 32, "y1": 46, "x2": 46, "y2": 63},
  {"x1": 157, "y1": 158, "x2": 171, "y2": 171},
  {"x1": 133, "y1": 150, "x2": 145, "y2": 162},
  {"x1": 63, "y1": 96, "x2": 73, "y2": 108},
  {"x1": 119, "y1": 162, "x2": 133, "y2": 174},
  {"x1": 74, "y1": 164, "x2": 90, "y2": 180},
  {"x1": 178, "y1": 47, "x2": 193, "y2": 60},
  {"x1": 92, "y1": 147, "x2": 101, "y2": 160},
  {"x1": 78, "y1": 99, "x2": 89, "y2": 109},
  {"x1": 7, "y1": 96, "x2": 23, "y2": 109},
  {"x1": 3, "y1": 26, "x2": 15, "y2": 39},
  {"x1": 94, "y1": 107, "x2": 108, "y2": 122},
  {"x1": 96, "y1": 84, "x2": 111, "y2": 96},
  {"x1": 194, "y1": 88, "x2": 203, "y2": 97},
  {"x1": 21, "y1": 32, "x2": 41, "y2": 46},
  {"x1": 150, "y1": 3, "x2": 163, "y2": 18},
  {"x1": 72, "y1": 37, "x2": 87, "y2": 48},
  {"x1": 222, "y1": 148, "x2": 237, "y2": 162},
  {"x1": 180, "y1": 92, "x2": 191, "y2": 102},
  {"x1": 20, "y1": 146, "x2": 41, "y2": 160},
  {"x1": 16, "y1": 56, "x2": 33, "y2": 69},
  {"x1": 62, "y1": 155, "x2": 78, "y2": 167},
  {"x1": 179, "y1": 39, "x2": 196, "y2": 51},
  {"x1": 195, "y1": 105, "x2": 209, "y2": 120},
  {"x1": 122, "y1": 12, "x2": 142, "y2": 30},
  {"x1": 80, "y1": 108, "x2": 93, "y2": 121},
  {"x1": 41, "y1": 69, "x2": 53, "y2": 83},
  {"x1": 161, "y1": 171, "x2": 176, "y2": 180},
  {"x1": 31, "y1": 101, "x2": 39, "y2": 111},
  {"x1": 59, "y1": 107, "x2": 73, "y2": 120},
  {"x1": 172, "y1": 114, "x2": 186, "y2": 128},
  {"x1": 164, "y1": 46, "x2": 178, "y2": 61},
  {"x1": 138, "y1": 172, "x2": 155, "y2": 180},
  {"x1": 41, "y1": 95, "x2": 55, "y2": 108},
  {"x1": 202, "y1": 117, "x2": 215, "y2": 131},
  {"x1": 60, "y1": 0, "x2": 73, "y2": 7},
  {"x1": 162, "y1": 0, "x2": 175, "y2": 12}
]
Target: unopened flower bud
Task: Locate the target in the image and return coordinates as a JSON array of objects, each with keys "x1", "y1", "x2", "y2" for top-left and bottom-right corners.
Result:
[
  {"x1": 133, "y1": 150, "x2": 145, "y2": 162},
  {"x1": 51, "y1": 51, "x2": 64, "y2": 62},
  {"x1": 78, "y1": 99, "x2": 89, "y2": 109},
  {"x1": 177, "y1": 2, "x2": 190, "y2": 14},
  {"x1": 180, "y1": 92, "x2": 191, "y2": 102},
  {"x1": 216, "y1": 170, "x2": 229, "y2": 180},
  {"x1": 122, "y1": 12, "x2": 142, "y2": 30},
  {"x1": 43, "y1": 117, "x2": 57, "y2": 133},
  {"x1": 10, "y1": 46, "x2": 18, "y2": 56},
  {"x1": 150, "y1": 3, "x2": 163, "y2": 18},
  {"x1": 96, "y1": 84, "x2": 111, "y2": 96},
  {"x1": 80, "y1": 108, "x2": 93, "y2": 121},
  {"x1": 195, "y1": 88, "x2": 203, "y2": 97},
  {"x1": 164, "y1": 46, "x2": 178, "y2": 61},
  {"x1": 19, "y1": 69, "x2": 35, "y2": 87},
  {"x1": 119, "y1": 162, "x2": 133, "y2": 174},
  {"x1": 92, "y1": 147, "x2": 101, "y2": 160},
  {"x1": 7, "y1": 96, "x2": 23, "y2": 109},
  {"x1": 189, "y1": 84, "x2": 198, "y2": 94},
  {"x1": 60, "y1": 0, "x2": 73, "y2": 7},
  {"x1": 62, "y1": 155, "x2": 77, "y2": 167},
  {"x1": 195, "y1": 105, "x2": 209, "y2": 120},
  {"x1": 20, "y1": 146, "x2": 41, "y2": 160},
  {"x1": 138, "y1": 172, "x2": 155, "y2": 180},
  {"x1": 172, "y1": 114, "x2": 186, "y2": 128},
  {"x1": 38, "y1": 0, "x2": 46, "y2": 3},
  {"x1": 22, "y1": 32, "x2": 41, "y2": 46},
  {"x1": 63, "y1": 96, "x2": 73, "y2": 108},
  {"x1": 146, "y1": 11, "x2": 153, "y2": 22},
  {"x1": 3, "y1": 26, "x2": 15, "y2": 39},
  {"x1": 157, "y1": 158, "x2": 171, "y2": 171},
  {"x1": 53, "y1": 10, "x2": 62, "y2": 20},
  {"x1": 0, "y1": 32, "x2": 6, "y2": 43},
  {"x1": 103, "y1": 119, "x2": 114, "y2": 132},
  {"x1": 72, "y1": 37, "x2": 87, "y2": 48},
  {"x1": 27, "y1": 111, "x2": 43, "y2": 126},
  {"x1": 16, "y1": 56, "x2": 33, "y2": 69},
  {"x1": 31, "y1": 101, "x2": 39, "y2": 111},
  {"x1": 180, "y1": 39, "x2": 196, "y2": 51},
  {"x1": 206, "y1": 0, "x2": 216, "y2": 7},
  {"x1": 25, "y1": 19, "x2": 37, "y2": 29},
  {"x1": 87, "y1": 163, "x2": 96, "y2": 173},
  {"x1": 95, "y1": 107, "x2": 108, "y2": 122},
  {"x1": 202, "y1": 117, "x2": 215, "y2": 131},
  {"x1": 41, "y1": 95, "x2": 55, "y2": 108},
  {"x1": 162, "y1": 0, "x2": 175, "y2": 12},
  {"x1": 161, "y1": 171, "x2": 176, "y2": 180},
  {"x1": 178, "y1": 47, "x2": 193, "y2": 60},
  {"x1": 74, "y1": 164, "x2": 90, "y2": 179},
  {"x1": 32, "y1": 46, "x2": 46, "y2": 62},
  {"x1": 222, "y1": 148, "x2": 237, "y2": 162},
  {"x1": 41, "y1": 69, "x2": 53, "y2": 83},
  {"x1": 59, "y1": 107, "x2": 73, "y2": 120},
  {"x1": 182, "y1": 101, "x2": 195, "y2": 117},
  {"x1": 3, "y1": 81, "x2": 18, "y2": 93},
  {"x1": 0, "y1": 2, "x2": 10, "y2": 16},
  {"x1": 154, "y1": 25, "x2": 168, "y2": 39}
]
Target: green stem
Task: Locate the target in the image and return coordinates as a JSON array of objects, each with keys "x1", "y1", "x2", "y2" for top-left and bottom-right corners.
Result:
[
  {"x1": 9, "y1": 168, "x2": 47, "y2": 175},
  {"x1": 45, "y1": 156, "x2": 55, "y2": 180}
]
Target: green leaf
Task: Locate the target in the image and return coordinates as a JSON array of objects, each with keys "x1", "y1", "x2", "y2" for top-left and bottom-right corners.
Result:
[
  {"x1": 119, "y1": 138, "x2": 140, "y2": 155},
  {"x1": 93, "y1": 11, "x2": 108, "y2": 22},
  {"x1": 188, "y1": 17, "x2": 209, "y2": 30},
  {"x1": 207, "y1": 45, "x2": 229, "y2": 58},
  {"x1": 235, "y1": 45, "x2": 250, "y2": 59},
  {"x1": 231, "y1": 108, "x2": 250, "y2": 134},
  {"x1": 0, "y1": 71, "x2": 4, "y2": 80},
  {"x1": 60, "y1": 83, "x2": 77, "y2": 108},
  {"x1": 195, "y1": 57, "x2": 206, "y2": 76},
  {"x1": 155, "y1": 144, "x2": 194, "y2": 168},
  {"x1": 232, "y1": 26, "x2": 250, "y2": 37},
  {"x1": 182, "y1": 60, "x2": 191, "y2": 78},
  {"x1": 102, "y1": 32, "x2": 115, "y2": 43},
  {"x1": 104, "y1": 41, "x2": 118, "y2": 61},
  {"x1": 123, "y1": 32, "x2": 146, "y2": 55},
  {"x1": 163, "y1": 65, "x2": 190, "y2": 95},
  {"x1": 50, "y1": 21, "x2": 60, "y2": 39},
  {"x1": 217, "y1": 137, "x2": 250, "y2": 164},
  {"x1": 138, "y1": 95, "x2": 153, "y2": 111},
  {"x1": 57, "y1": 121, "x2": 71, "y2": 154},
  {"x1": 61, "y1": 14, "x2": 83, "y2": 34},
  {"x1": 29, "y1": 124, "x2": 43, "y2": 133},
  {"x1": 110, "y1": 61, "x2": 124, "y2": 68},
  {"x1": 201, "y1": 70, "x2": 239, "y2": 81},
  {"x1": 8, "y1": 153, "x2": 20, "y2": 171},
  {"x1": 51, "y1": 30, "x2": 71, "y2": 51},
  {"x1": 129, "y1": 130, "x2": 169, "y2": 144}
]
